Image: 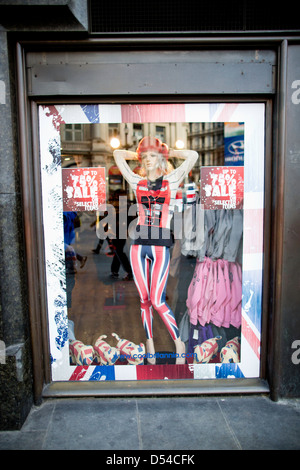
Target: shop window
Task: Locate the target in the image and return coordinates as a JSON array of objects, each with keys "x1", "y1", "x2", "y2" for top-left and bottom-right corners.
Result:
[
  {"x1": 39, "y1": 103, "x2": 264, "y2": 384},
  {"x1": 64, "y1": 123, "x2": 84, "y2": 141},
  {"x1": 155, "y1": 125, "x2": 166, "y2": 141},
  {"x1": 133, "y1": 123, "x2": 143, "y2": 144},
  {"x1": 108, "y1": 123, "x2": 120, "y2": 138}
]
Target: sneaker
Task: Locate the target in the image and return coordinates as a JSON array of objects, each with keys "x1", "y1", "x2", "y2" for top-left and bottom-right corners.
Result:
[
  {"x1": 123, "y1": 274, "x2": 133, "y2": 281},
  {"x1": 80, "y1": 256, "x2": 87, "y2": 268}
]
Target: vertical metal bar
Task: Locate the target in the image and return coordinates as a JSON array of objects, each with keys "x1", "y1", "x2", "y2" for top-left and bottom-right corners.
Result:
[
  {"x1": 269, "y1": 39, "x2": 288, "y2": 401},
  {"x1": 31, "y1": 100, "x2": 52, "y2": 385},
  {"x1": 16, "y1": 43, "x2": 45, "y2": 403},
  {"x1": 260, "y1": 99, "x2": 273, "y2": 381}
]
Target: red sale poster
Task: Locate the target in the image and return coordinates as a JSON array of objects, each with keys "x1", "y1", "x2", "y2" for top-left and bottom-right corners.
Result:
[
  {"x1": 62, "y1": 167, "x2": 106, "y2": 211},
  {"x1": 200, "y1": 166, "x2": 244, "y2": 210}
]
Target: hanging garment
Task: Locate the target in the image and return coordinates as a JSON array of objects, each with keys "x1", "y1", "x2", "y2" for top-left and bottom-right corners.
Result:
[
  {"x1": 210, "y1": 259, "x2": 227, "y2": 327},
  {"x1": 186, "y1": 258, "x2": 207, "y2": 326},
  {"x1": 223, "y1": 210, "x2": 243, "y2": 262},
  {"x1": 197, "y1": 210, "x2": 216, "y2": 262},
  {"x1": 178, "y1": 309, "x2": 191, "y2": 345},
  {"x1": 197, "y1": 209, "x2": 243, "y2": 263},
  {"x1": 229, "y1": 262, "x2": 242, "y2": 328},
  {"x1": 211, "y1": 210, "x2": 232, "y2": 260},
  {"x1": 211, "y1": 325, "x2": 228, "y2": 350},
  {"x1": 197, "y1": 257, "x2": 215, "y2": 326},
  {"x1": 187, "y1": 258, "x2": 242, "y2": 329},
  {"x1": 222, "y1": 260, "x2": 233, "y2": 328},
  {"x1": 181, "y1": 197, "x2": 205, "y2": 257}
]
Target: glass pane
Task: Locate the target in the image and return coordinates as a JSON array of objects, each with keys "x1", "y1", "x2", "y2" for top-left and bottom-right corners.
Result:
[{"x1": 39, "y1": 103, "x2": 264, "y2": 383}]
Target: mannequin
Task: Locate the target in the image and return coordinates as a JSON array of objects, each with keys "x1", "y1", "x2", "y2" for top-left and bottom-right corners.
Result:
[{"x1": 114, "y1": 136, "x2": 198, "y2": 364}]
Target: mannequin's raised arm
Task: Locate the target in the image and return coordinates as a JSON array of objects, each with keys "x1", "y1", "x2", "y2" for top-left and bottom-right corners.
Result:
[
  {"x1": 114, "y1": 149, "x2": 138, "y2": 161},
  {"x1": 167, "y1": 149, "x2": 198, "y2": 183},
  {"x1": 113, "y1": 149, "x2": 141, "y2": 187},
  {"x1": 168, "y1": 148, "x2": 198, "y2": 162}
]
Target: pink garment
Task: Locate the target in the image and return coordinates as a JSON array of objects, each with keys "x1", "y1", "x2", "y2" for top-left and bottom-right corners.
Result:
[
  {"x1": 229, "y1": 262, "x2": 242, "y2": 328},
  {"x1": 186, "y1": 259, "x2": 206, "y2": 325},
  {"x1": 222, "y1": 260, "x2": 232, "y2": 328},
  {"x1": 231, "y1": 303, "x2": 242, "y2": 329},
  {"x1": 200, "y1": 259, "x2": 215, "y2": 325},
  {"x1": 186, "y1": 257, "x2": 242, "y2": 330},
  {"x1": 210, "y1": 259, "x2": 227, "y2": 327},
  {"x1": 212, "y1": 258, "x2": 218, "y2": 309},
  {"x1": 236, "y1": 262, "x2": 242, "y2": 283},
  {"x1": 230, "y1": 263, "x2": 242, "y2": 311},
  {"x1": 197, "y1": 258, "x2": 212, "y2": 326}
]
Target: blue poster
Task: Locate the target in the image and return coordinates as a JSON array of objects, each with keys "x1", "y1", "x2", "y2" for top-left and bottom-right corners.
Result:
[{"x1": 224, "y1": 122, "x2": 244, "y2": 166}]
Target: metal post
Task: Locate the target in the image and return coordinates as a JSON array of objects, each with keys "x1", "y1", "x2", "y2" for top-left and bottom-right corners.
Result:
[
  {"x1": 269, "y1": 39, "x2": 288, "y2": 401},
  {"x1": 16, "y1": 43, "x2": 45, "y2": 403}
]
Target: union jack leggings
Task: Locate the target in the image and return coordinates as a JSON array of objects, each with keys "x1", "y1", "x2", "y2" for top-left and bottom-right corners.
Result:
[{"x1": 130, "y1": 244, "x2": 180, "y2": 341}]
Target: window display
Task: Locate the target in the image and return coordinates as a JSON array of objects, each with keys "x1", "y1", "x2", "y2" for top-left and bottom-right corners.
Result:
[{"x1": 38, "y1": 103, "x2": 264, "y2": 383}]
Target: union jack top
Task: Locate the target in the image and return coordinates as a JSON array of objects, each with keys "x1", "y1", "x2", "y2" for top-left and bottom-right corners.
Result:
[{"x1": 113, "y1": 150, "x2": 198, "y2": 246}]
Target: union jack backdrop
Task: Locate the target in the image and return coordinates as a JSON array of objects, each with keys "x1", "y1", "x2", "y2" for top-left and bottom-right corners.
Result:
[{"x1": 39, "y1": 103, "x2": 264, "y2": 382}]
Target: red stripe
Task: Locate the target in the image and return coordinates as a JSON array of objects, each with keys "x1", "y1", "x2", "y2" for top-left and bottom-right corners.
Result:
[
  {"x1": 121, "y1": 104, "x2": 186, "y2": 123},
  {"x1": 141, "y1": 307, "x2": 153, "y2": 338},
  {"x1": 119, "y1": 340, "x2": 130, "y2": 351},
  {"x1": 43, "y1": 105, "x2": 65, "y2": 130},
  {"x1": 131, "y1": 245, "x2": 148, "y2": 301},
  {"x1": 165, "y1": 312, "x2": 178, "y2": 328},
  {"x1": 69, "y1": 366, "x2": 88, "y2": 381},
  {"x1": 136, "y1": 364, "x2": 193, "y2": 380},
  {"x1": 153, "y1": 247, "x2": 169, "y2": 305},
  {"x1": 242, "y1": 316, "x2": 260, "y2": 359}
]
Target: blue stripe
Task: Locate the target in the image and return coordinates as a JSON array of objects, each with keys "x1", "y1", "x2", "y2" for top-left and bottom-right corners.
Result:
[
  {"x1": 88, "y1": 365, "x2": 115, "y2": 381},
  {"x1": 242, "y1": 269, "x2": 262, "y2": 332},
  {"x1": 215, "y1": 363, "x2": 244, "y2": 378},
  {"x1": 80, "y1": 104, "x2": 100, "y2": 123}
]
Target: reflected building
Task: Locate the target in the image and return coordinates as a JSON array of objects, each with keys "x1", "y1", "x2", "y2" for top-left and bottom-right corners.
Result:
[
  {"x1": 60, "y1": 122, "x2": 193, "y2": 196},
  {"x1": 187, "y1": 122, "x2": 224, "y2": 172},
  {"x1": 60, "y1": 121, "x2": 225, "y2": 196}
]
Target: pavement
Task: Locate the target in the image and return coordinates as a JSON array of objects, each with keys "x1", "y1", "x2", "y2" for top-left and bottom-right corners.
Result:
[{"x1": 0, "y1": 394, "x2": 300, "y2": 450}]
